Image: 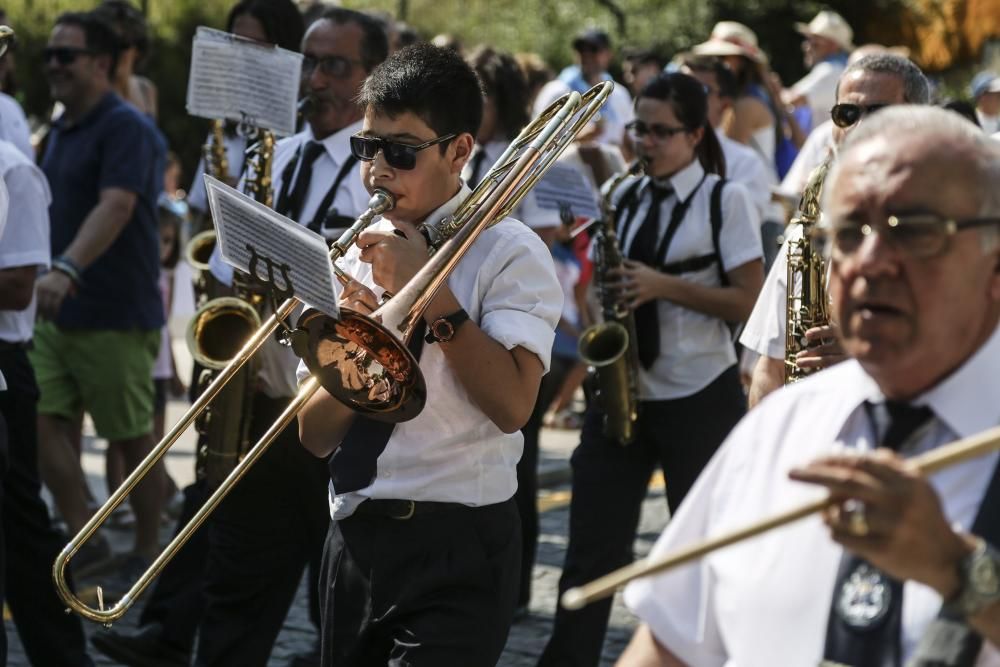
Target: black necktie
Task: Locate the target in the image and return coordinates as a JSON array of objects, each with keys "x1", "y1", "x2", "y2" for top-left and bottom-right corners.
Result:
[
  {"x1": 822, "y1": 400, "x2": 935, "y2": 667},
  {"x1": 279, "y1": 140, "x2": 325, "y2": 221},
  {"x1": 468, "y1": 147, "x2": 488, "y2": 188},
  {"x1": 627, "y1": 184, "x2": 673, "y2": 369},
  {"x1": 328, "y1": 321, "x2": 427, "y2": 494}
]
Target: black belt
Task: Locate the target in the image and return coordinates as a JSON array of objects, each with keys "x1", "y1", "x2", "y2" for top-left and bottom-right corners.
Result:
[
  {"x1": 350, "y1": 498, "x2": 472, "y2": 521},
  {"x1": 0, "y1": 339, "x2": 29, "y2": 351}
]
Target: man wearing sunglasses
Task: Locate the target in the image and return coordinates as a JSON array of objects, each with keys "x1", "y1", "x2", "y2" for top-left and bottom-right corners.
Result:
[
  {"x1": 532, "y1": 28, "x2": 634, "y2": 151},
  {"x1": 741, "y1": 53, "x2": 930, "y2": 406},
  {"x1": 33, "y1": 9, "x2": 168, "y2": 599},
  {"x1": 620, "y1": 104, "x2": 1000, "y2": 667}
]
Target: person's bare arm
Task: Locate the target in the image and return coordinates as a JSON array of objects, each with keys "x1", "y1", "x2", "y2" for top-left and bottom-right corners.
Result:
[
  {"x1": 724, "y1": 97, "x2": 772, "y2": 145},
  {"x1": 36, "y1": 187, "x2": 137, "y2": 319},
  {"x1": 0, "y1": 265, "x2": 37, "y2": 310},
  {"x1": 748, "y1": 354, "x2": 785, "y2": 408},
  {"x1": 617, "y1": 624, "x2": 688, "y2": 667}
]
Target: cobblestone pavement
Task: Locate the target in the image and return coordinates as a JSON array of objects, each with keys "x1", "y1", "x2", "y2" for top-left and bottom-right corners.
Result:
[{"x1": 5, "y1": 353, "x2": 669, "y2": 665}]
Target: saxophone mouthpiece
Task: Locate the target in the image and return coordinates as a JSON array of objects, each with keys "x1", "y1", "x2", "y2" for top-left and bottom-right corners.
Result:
[{"x1": 630, "y1": 157, "x2": 648, "y2": 175}]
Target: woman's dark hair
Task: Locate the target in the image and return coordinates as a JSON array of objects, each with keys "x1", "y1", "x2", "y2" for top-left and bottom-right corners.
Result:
[
  {"x1": 225, "y1": 0, "x2": 304, "y2": 53},
  {"x1": 638, "y1": 72, "x2": 726, "y2": 176},
  {"x1": 358, "y1": 42, "x2": 483, "y2": 147},
  {"x1": 93, "y1": 1, "x2": 149, "y2": 66},
  {"x1": 467, "y1": 46, "x2": 529, "y2": 141}
]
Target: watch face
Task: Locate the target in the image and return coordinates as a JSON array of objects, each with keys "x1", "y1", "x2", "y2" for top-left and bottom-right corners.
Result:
[
  {"x1": 971, "y1": 555, "x2": 1000, "y2": 596},
  {"x1": 433, "y1": 319, "x2": 455, "y2": 342},
  {"x1": 836, "y1": 563, "x2": 893, "y2": 629}
]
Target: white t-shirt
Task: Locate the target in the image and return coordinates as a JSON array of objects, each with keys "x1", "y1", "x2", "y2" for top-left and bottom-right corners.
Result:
[
  {"x1": 790, "y1": 59, "x2": 846, "y2": 131},
  {"x1": 209, "y1": 121, "x2": 370, "y2": 399},
  {"x1": 778, "y1": 120, "x2": 835, "y2": 201},
  {"x1": 718, "y1": 131, "x2": 783, "y2": 223},
  {"x1": 0, "y1": 140, "x2": 51, "y2": 345},
  {"x1": 296, "y1": 185, "x2": 563, "y2": 519},
  {"x1": 533, "y1": 77, "x2": 635, "y2": 149},
  {"x1": 614, "y1": 159, "x2": 762, "y2": 399},
  {"x1": 626, "y1": 324, "x2": 1000, "y2": 667}
]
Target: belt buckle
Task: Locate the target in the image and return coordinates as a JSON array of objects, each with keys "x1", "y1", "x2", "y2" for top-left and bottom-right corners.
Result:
[{"x1": 391, "y1": 500, "x2": 416, "y2": 520}]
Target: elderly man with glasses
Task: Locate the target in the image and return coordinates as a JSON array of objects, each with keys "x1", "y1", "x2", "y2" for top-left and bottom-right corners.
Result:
[
  {"x1": 741, "y1": 53, "x2": 931, "y2": 406},
  {"x1": 619, "y1": 103, "x2": 1000, "y2": 667}
]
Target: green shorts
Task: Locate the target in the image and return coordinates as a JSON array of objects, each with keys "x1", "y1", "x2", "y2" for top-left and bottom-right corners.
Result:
[{"x1": 30, "y1": 321, "x2": 161, "y2": 441}]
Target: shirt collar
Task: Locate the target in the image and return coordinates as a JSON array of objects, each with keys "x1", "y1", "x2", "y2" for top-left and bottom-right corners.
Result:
[
  {"x1": 306, "y1": 119, "x2": 363, "y2": 164},
  {"x1": 53, "y1": 91, "x2": 118, "y2": 131},
  {"x1": 640, "y1": 158, "x2": 705, "y2": 202},
  {"x1": 424, "y1": 182, "x2": 470, "y2": 227},
  {"x1": 837, "y1": 323, "x2": 1000, "y2": 439}
]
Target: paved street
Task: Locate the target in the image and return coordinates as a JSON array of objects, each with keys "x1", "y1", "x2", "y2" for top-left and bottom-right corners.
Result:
[{"x1": 5, "y1": 321, "x2": 670, "y2": 665}]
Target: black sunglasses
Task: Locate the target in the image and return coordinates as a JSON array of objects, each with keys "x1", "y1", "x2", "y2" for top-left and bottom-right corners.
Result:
[
  {"x1": 350, "y1": 133, "x2": 457, "y2": 170},
  {"x1": 43, "y1": 46, "x2": 94, "y2": 66},
  {"x1": 302, "y1": 54, "x2": 363, "y2": 79},
  {"x1": 830, "y1": 102, "x2": 890, "y2": 128},
  {"x1": 626, "y1": 119, "x2": 689, "y2": 140}
]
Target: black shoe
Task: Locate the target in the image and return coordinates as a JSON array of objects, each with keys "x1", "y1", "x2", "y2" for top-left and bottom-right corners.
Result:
[
  {"x1": 91, "y1": 623, "x2": 191, "y2": 667},
  {"x1": 288, "y1": 641, "x2": 321, "y2": 667}
]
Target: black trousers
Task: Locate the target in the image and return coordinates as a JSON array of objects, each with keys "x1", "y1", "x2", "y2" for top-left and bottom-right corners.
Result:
[
  {"x1": 0, "y1": 347, "x2": 92, "y2": 666},
  {"x1": 320, "y1": 498, "x2": 521, "y2": 667},
  {"x1": 537, "y1": 365, "x2": 746, "y2": 667},
  {"x1": 194, "y1": 393, "x2": 330, "y2": 666},
  {"x1": 517, "y1": 354, "x2": 574, "y2": 608}
]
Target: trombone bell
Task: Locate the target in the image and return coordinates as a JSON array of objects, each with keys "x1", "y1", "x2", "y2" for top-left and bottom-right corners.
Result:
[{"x1": 298, "y1": 308, "x2": 426, "y2": 422}]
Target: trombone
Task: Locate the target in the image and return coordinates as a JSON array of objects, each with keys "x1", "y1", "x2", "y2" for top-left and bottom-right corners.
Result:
[
  {"x1": 559, "y1": 423, "x2": 1000, "y2": 611},
  {"x1": 53, "y1": 81, "x2": 615, "y2": 624}
]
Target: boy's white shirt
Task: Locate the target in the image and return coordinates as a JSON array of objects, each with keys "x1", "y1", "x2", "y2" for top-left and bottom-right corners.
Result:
[{"x1": 295, "y1": 183, "x2": 563, "y2": 519}]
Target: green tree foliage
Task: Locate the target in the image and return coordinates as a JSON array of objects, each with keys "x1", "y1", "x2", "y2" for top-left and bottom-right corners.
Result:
[{"x1": 0, "y1": 0, "x2": 922, "y2": 180}]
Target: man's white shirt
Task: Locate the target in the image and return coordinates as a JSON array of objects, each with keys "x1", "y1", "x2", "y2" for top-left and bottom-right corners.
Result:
[
  {"x1": 532, "y1": 78, "x2": 634, "y2": 149},
  {"x1": 626, "y1": 323, "x2": 1000, "y2": 667},
  {"x1": 295, "y1": 184, "x2": 562, "y2": 520}
]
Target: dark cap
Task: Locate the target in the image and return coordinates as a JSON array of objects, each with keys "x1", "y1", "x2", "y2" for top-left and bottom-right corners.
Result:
[{"x1": 572, "y1": 28, "x2": 611, "y2": 51}]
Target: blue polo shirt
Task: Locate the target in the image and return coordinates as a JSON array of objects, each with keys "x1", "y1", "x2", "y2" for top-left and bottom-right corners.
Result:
[{"x1": 42, "y1": 92, "x2": 165, "y2": 330}]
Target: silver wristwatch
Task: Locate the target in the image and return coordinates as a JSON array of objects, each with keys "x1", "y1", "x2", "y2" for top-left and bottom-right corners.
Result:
[{"x1": 943, "y1": 538, "x2": 1000, "y2": 618}]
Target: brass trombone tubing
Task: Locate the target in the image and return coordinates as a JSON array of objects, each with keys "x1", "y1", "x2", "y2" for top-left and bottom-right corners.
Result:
[
  {"x1": 53, "y1": 190, "x2": 394, "y2": 624},
  {"x1": 560, "y1": 424, "x2": 1000, "y2": 611}
]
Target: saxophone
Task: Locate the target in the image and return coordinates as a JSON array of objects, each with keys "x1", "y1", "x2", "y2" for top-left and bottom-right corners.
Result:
[
  {"x1": 187, "y1": 119, "x2": 230, "y2": 304},
  {"x1": 188, "y1": 127, "x2": 275, "y2": 485},
  {"x1": 784, "y1": 156, "x2": 832, "y2": 384},
  {"x1": 577, "y1": 160, "x2": 645, "y2": 444}
]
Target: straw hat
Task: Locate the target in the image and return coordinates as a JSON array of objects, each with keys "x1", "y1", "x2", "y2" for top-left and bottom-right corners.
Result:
[
  {"x1": 795, "y1": 10, "x2": 854, "y2": 52},
  {"x1": 692, "y1": 22, "x2": 767, "y2": 64}
]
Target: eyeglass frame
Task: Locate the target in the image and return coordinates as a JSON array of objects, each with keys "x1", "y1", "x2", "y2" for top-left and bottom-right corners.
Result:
[
  {"x1": 349, "y1": 132, "x2": 458, "y2": 170},
  {"x1": 811, "y1": 214, "x2": 1000, "y2": 260},
  {"x1": 625, "y1": 119, "x2": 690, "y2": 141},
  {"x1": 301, "y1": 53, "x2": 364, "y2": 79},
  {"x1": 830, "y1": 102, "x2": 890, "y2": 129}
]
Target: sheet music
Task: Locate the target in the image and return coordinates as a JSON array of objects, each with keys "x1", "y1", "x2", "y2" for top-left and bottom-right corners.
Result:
[
  {"x1": 531, "y1": 161, "x2": 601, "y2": 220},
  {"x1": 187, "y1": 27, "x2": 301, "y2": 135},
  {"x1": 205, "y1": 175, "x2": 340, "y2": 319}
]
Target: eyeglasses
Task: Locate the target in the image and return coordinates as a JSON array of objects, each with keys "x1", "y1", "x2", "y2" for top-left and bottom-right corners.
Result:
[
  {"x1": 625, "y1": 120, "x2": 689, "y2": 141},
  {"x1": 812, "y1": 214, "x2": 1000, "y2": 260},
  {"x1": 43, "y1": 46, "x2": 94, "y2": 66},
  {"x1": 350, "y1": 133, "x2": 457, "y2": 170},
  {"x1": 830, "y1": 102, "x2": 890, "y2": 128},
  {"x1": 302, "y1": 54, "x2": 363, "y2": 79}
]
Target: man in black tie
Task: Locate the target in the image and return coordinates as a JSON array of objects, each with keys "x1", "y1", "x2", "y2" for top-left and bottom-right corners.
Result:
[{"x1": 618, "y1": 105, "x2": 1000, "y2": 666}]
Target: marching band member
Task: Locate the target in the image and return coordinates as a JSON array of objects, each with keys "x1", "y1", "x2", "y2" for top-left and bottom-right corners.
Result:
[
  {"x1": 620, "y1": 105, "x2": 1000, "y2": 667},
  {"x1": 297, "y1": 42, "x2": 561, "y2": 666},
  {"x1": 538, "y1": 72, "x2": 763, "y2": 667}
]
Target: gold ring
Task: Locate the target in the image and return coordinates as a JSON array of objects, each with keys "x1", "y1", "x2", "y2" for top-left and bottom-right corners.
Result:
[{"x1": 844, "y1": 500, "x2": 869, "y2": 537}]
